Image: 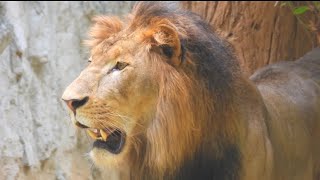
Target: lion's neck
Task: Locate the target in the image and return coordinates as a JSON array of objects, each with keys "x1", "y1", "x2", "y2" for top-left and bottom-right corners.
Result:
[
  {"x1": 129, "y1": 76, "x2": 247, "y2": 180},
  {"x1": 130, "y1": 142, "x2": 241, "y2": 180},
  {"x1": 169, "y1": 144, "x2": 241, "y2": 180}
]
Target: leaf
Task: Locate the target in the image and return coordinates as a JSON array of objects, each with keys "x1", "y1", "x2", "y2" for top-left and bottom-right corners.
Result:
[{"x1": 293, "y1": 6, "x2": 309, "y2": 15}]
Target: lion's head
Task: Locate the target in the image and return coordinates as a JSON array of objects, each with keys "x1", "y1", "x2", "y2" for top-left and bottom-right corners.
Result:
[{"x1": 62, "y1": 2, "x2": 240, "y2": 179}]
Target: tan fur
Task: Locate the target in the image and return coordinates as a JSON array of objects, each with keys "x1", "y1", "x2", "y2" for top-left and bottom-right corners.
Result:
[
  {"x1": 62, "y1": 2, "x2": 320, "y2": 180},
  {"x1": 84, "y1": 16, "x2": 123, "y2": 47}
]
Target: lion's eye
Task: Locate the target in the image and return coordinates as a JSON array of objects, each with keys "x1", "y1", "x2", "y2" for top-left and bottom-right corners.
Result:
[{"x1": 112, "y1": 61, "x2": 128, "y2": 71}]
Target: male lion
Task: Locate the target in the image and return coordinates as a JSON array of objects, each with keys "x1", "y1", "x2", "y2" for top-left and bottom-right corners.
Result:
[{"x1": 62, "y1": 2, "x2": 320, "y2": 180}]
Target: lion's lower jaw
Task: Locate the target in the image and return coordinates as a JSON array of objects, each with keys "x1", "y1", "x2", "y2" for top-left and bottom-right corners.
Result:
[{"x1": 90, "y1": 148, "x2": 129, "y2": 172}]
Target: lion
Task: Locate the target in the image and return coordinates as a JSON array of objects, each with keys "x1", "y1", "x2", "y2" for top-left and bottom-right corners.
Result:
[{"x1": 61, "y1": 2, "x2": 320, "y2": 180}]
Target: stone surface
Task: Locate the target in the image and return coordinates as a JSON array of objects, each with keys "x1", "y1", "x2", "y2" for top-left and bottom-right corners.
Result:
[{"x1": 0, "y1": 2, "x2": 134, "y2": 180}]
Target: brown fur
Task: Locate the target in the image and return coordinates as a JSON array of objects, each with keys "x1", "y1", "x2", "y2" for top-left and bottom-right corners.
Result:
[{"x1": 62, "y1": 2, "x2": 320, "y2": 180}]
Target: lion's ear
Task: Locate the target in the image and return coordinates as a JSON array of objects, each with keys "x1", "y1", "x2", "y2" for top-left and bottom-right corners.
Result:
[
  {"x1": 145, "y1": 20, "x2": 184, "y2": 66},
  {"x1": 84, "y1": 16, "x2": 123, "y2": 47}
]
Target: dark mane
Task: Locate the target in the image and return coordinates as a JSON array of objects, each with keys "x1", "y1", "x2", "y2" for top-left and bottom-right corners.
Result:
[
  {"x1": 128, "y1": 2, "x2": 242, "y2": 180},
  {"x1": 131, "y1": 2, "x2": 240, "y2": 92}
]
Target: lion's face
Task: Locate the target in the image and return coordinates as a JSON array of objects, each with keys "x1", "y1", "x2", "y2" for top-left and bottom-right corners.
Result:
[
  {"x1": 62, "y1": 32, "x2": 160, "y2": 168},
  {"x1": 62, "y1": 11, "x2": 185, "y2": 170}
]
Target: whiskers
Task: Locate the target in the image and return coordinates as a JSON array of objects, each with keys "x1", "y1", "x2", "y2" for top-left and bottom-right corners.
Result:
[
  {"x1": 98, "y1": 111, "x2": 144, "y2": 133},
  {"x1": 107, "y1": 111, "x2": 144, "y2": 128}
]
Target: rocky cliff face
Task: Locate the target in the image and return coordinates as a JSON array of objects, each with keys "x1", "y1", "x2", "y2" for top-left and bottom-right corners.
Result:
[{"x1": 0, "y1": 2, "x2": 134, "y2": 180}]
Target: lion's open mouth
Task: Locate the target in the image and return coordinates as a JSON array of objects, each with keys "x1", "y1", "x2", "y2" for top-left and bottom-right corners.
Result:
[
  {"x1": 89, "y1": 129, "x2": 125, "y2": 154},
  {"x1": 77, "y1": 122, "x2": 126, "y2": 154}
]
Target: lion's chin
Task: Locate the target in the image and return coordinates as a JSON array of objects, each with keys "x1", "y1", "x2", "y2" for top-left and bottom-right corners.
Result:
[{"x1": 89, "y1": 145, "x2": 129, "y2": 171}]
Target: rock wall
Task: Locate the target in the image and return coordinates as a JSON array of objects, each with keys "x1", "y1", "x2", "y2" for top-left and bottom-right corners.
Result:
[{"x1": 0, "y1": 2, "x2": 134, "y2": 180}]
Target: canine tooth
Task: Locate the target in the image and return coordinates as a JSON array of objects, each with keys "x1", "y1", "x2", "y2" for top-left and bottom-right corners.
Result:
[
  {"x1": 87, "y1": 130, "x2": 98, "y2": 140},
  {"x1": 100, "y1": 129, "x2": 108, "y2": 141},
  {"x1": 93, "y1": 129, "x2": 98, "y2": 133}
]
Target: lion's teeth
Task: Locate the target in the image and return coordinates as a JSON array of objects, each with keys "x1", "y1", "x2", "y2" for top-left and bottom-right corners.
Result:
[
  {"x1": 100, "y1": 129, "x2": 108, "y2": 141},
  {"x1": 87, "y1": 129, "x2": 98, "y2": 140},
  {"x1": 93, "y1": 129, "x2": 98, "y2": 134},
  {"x1": 85, "y1": 128, "x2": 109, "y2": 141}
]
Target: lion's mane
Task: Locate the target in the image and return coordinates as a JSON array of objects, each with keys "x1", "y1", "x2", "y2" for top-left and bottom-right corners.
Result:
[
  {"x1": 113, "y1": 2, "x2": 244, "y2": 179},
  {"x1": 83, "y1": 2, "x2": 320, "y2": 180}
]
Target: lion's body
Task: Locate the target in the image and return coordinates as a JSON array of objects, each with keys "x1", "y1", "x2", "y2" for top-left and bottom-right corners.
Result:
[
  {"x1": 250, "y1": 48, "x2": 320, "y2": 180},
  {"x1": 62, "y1": 2, "x2": 320, "y2": 180}
]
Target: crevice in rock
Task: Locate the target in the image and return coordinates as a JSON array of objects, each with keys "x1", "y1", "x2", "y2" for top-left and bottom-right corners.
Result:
[{"x1": 28, "y1": 55, "x2": 48, "y2": 78}]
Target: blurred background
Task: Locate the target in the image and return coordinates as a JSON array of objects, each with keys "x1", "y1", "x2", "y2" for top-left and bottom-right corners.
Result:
[{"x1": 0, "y1": 1, "x2": 318, "y2": 180}]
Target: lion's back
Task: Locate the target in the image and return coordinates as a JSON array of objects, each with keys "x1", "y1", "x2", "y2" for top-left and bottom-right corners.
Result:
[{"x1": 250, "y1": 48, "x2": 320, "y2": 179}]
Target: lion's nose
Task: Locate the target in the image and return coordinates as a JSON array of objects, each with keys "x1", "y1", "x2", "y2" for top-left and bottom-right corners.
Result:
[{"x1": 62, "y1": 96, "x2": 89, "y2": 114}]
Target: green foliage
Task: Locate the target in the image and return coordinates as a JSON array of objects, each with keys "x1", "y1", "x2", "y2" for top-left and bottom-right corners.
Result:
[
  {"x1": 293, "y1": 6, "x2": 309, "y2": 15},
  {"x1": 278, "y1": 1, "x2": 320, "y2": 15},
  {"x1": 277, "y1": 1, "x2": 320, "y2": 45}
]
